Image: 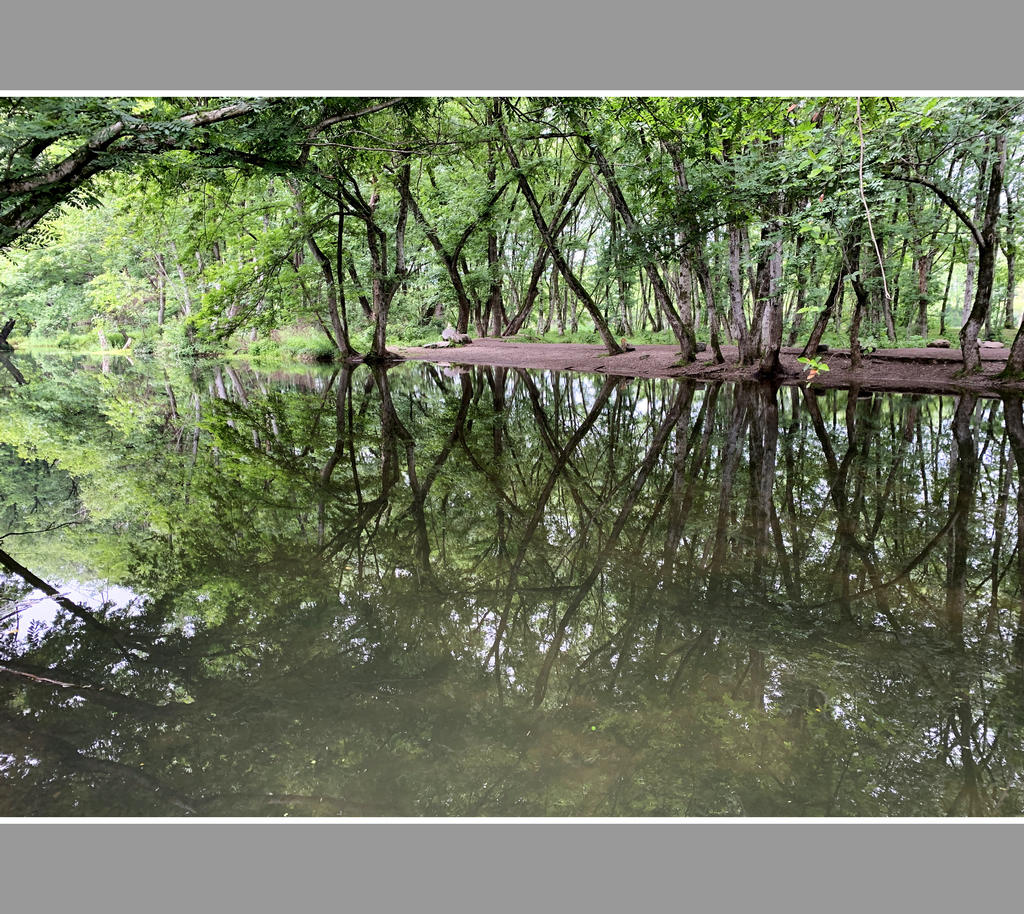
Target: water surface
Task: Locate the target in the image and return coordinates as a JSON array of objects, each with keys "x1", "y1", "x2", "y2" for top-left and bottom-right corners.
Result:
[{"x1": 2, "y1": 354, "x2": 1023, "y2": 816}]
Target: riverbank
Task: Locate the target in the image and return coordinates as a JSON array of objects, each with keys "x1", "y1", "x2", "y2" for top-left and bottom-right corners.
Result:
[{"x1": 398, "y1": 339, "x2": 1024, "y2": 396}]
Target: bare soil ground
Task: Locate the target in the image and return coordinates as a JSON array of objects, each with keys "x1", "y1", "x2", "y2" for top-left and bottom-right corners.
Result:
[{"x1": 398, "y1": 339, "x2": 1024, "y2": 397}]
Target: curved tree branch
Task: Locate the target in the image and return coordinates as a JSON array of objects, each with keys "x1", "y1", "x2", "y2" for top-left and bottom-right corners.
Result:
[{"x1": 886, "y1": 170, "x2": 984, "y2": 248}]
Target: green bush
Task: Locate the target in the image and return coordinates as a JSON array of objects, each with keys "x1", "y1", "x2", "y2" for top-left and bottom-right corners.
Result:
[
  {"x1": 103, "y1": 329, "x2": 126, "y2": 350},
  {"x1": 386, "y1": 328, "x2": 453, "y2": 348},
  {"x1": 21, "y1": 330, "x2": 91, "y2": 351},
  {"x1": 56, "y1": 332, "x2": 82, "y2": 350},
  {"x1": 279, "y1": 329, "x2": 338, "y2": 363},
  {"x1": 127, "y1": 327, "x2": 158, "y2": 355},
  {"x1": 245, "y1": 338, "x2": 281, "y2": 361},
  {"x1": 155, "y1": 320, "x2": 219, "y2": 359}
]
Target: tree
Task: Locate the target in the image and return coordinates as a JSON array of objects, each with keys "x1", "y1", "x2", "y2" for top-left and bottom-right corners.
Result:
[
  {"x1": 497, "y1": 103, "x2": 624, "y2": 355},
  {"x1": 564, "y1": 102, "x2": 700, "y2": 361},
  {"x1": 883, "y1": 99, "x2": 1018, "y2": 371},
  {"x1": 0, "y1": 97, "x2": 269, "y2": 249}
]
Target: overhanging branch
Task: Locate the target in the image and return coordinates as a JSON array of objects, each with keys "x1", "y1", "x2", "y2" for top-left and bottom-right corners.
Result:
[{"x1": 886, "y1": 169, "x2": 985, "y2": 248}]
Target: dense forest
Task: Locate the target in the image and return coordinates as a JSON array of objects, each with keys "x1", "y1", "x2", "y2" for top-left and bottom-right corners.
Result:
[
  {"x1": 7, "y1": 95, "x2": 1024, "y2": 817},
  {"x1": 2, "y1": 96, "x2": 1024, "y2": 376}
]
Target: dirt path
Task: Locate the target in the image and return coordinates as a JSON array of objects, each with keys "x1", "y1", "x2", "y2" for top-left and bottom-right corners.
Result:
[{"x1": 398, "y1": 339, "x2": 1024, "y2": 396}]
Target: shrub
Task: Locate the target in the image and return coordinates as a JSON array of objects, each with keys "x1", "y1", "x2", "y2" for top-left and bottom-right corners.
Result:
[
  {"x1": 279, "y1": 329, "x2": 338, "y2": 363},
  {"x1": 103, "y1": 329, "x2": 126, "y2": 350}
]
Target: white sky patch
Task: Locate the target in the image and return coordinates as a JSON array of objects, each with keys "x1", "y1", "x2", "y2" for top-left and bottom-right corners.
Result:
[{"x1": 4, "y1": 579, "x2": 143, "y2": 643}]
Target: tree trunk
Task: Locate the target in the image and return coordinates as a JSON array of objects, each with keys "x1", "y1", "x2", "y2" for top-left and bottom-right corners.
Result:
[
  {"x1": 573, "y1": 120, "x2": 697, "y2": 361},
  {"x1": 506, "y1": 246, "x2": 548, "y2": 336},
  {"x1": 728, "y1": 224, "x2": 752, "y2": 363},
  {"x1": 540, "y1": 263, "x2": 556, "y2": 333},
  {"x1": 849, "y1": 248, "x2": 871, "y2": 369},
  {"x1": 288, "y1": 180, "x2": 354, "y2": 357},
  {"x1": 673, "y1": 255, "x2": 694, "y2": 332},
  {"x1": 801, "y1": 234, "x2": 862, "y2": 358},
  {"x1": 487, "y1": 228, "x2": 504, "y2": 337},
  {"x1": 787, "y1": 244, "x2": 809, "y2": 346},
  {"x1": 939, "y1": 243, "x2": 957, "y2": 338},
  {"x1": 567, "y1": 249, "x2": 580, "y2": 333},
  {"x1": 498, "y1": 116, "x2": 622, "y2": 355},
  {"x1": 755, "y1": 230, "x2": 785, "y2": 379},
  {"x1": 168, "y1": 239, "x2": 193, "y2": 317},
  {"x1": 890, "y1": 235, "x2": 908, "y2": 331},
  {"x1": 694, "y1": 256, "x2": 725, "y2": 362},
  {"x1": 153, "y1": 254, "x2": 168, "y2": 328},
  {"x1": 611, "y1": 213, "x2": 631, "y2": 336},
  {"x1": 346, "y1": 262, "x2": 374, "y2": 320},
  {"x1": 485, "y1": 116, "x2": 504, "y2": 339},
  {"x1": 0, "y1": 318, "x2": 14, "y2": 350},
  {"x1": 640, "y1": 271, "x2": 659, "y2": 331},
  {"x1": 157, "y1": 272, "x2": 166, "y2": 328},
  {"x1": 1003, "y1": 187, "x2": 1017, "y2": 330},
  {"x1": 961, "y1": 134, "x2": 1005, "y2": 373},
  {"x1": 407, "y1": 196, "x2": 474, "y2": 335},
  {"x1": 868, "y1": 217, "x2": 897, "y2": 342},
  {"x1": 504, "y1": 166, "x2": 589, "y2": 336},
  {"x1": 915, "y1": 249, "x2": 933, "y2": 337},
  {"x1": 963, "y1": 156, "x2": 990, "y2": 323}
]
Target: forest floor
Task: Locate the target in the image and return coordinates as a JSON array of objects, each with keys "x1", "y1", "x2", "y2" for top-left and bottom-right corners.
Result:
[{"x1": 398, "y1": 339, "x2": 1024, "y2": 396}]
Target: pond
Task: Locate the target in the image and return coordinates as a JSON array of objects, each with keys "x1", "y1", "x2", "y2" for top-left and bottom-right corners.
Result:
[{"x1": 1, "y1": 354, "x2": 1023, "y2": 816}]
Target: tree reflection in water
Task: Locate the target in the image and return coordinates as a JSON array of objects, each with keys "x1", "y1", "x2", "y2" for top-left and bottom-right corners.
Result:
[{"x1": 2, "y1": 355, "x2": 1024, "y2": 816}]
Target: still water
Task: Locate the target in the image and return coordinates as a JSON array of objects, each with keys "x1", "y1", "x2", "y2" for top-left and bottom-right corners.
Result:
[{"x1": 2, "y1": 354, "x2": 1023, "y2": 816}]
